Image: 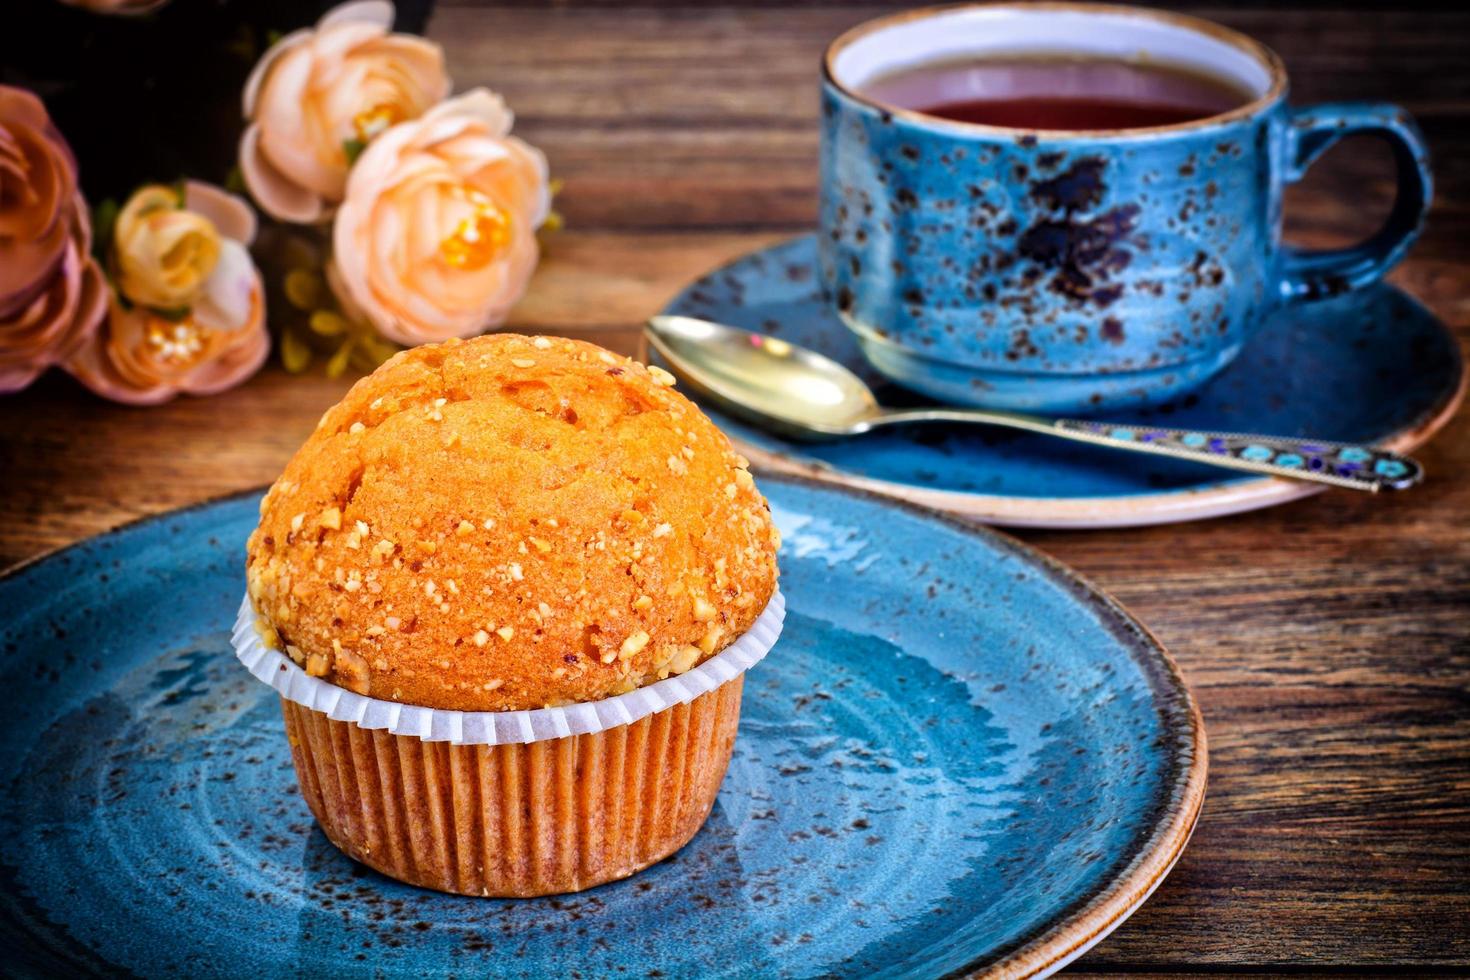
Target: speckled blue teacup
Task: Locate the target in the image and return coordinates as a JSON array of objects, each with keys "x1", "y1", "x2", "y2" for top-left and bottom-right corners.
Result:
[{"x1": 819, "y1": 3, "x2": 1432, "y2": 412}]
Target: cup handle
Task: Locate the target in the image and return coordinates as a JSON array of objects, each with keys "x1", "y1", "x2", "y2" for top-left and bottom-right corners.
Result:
[{"x1": 1277, "y1": 103, "x2": 1433, "y2": 304}]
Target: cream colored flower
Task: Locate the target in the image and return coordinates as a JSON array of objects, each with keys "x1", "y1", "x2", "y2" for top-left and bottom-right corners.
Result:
[
  {"x1": 238, "y1": 0, "x2": 450, "y2": 224},
  {"x1": 330, "y1": 88, "x2": 549, "y2": 345},
  {"x1": 114, "y1": 186, "x2": 222, "y2": 310},
  {"x1": 66, "y1": 182, "x2": 269, "y2": 404}
]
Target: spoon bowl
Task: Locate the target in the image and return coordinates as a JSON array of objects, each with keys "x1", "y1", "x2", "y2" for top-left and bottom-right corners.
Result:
[{"x1": 646, "y1": 315, "x2": 879, "y2": 439}]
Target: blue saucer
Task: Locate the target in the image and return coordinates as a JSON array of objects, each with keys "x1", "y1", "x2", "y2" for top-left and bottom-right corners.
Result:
[
  {"x1": 0, "y1": 478, "x2": 1202, "y2": 977},
  {"x1": 661, "y1": 235, "x2": 1464, "y2": 527}
]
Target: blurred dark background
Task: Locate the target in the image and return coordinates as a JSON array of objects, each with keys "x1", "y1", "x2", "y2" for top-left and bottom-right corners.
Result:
[{"x1": 2, "y1": 0, "x2": 431, "y2": 200}]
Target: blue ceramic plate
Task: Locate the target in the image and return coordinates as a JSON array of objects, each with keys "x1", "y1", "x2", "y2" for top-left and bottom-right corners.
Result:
[
  {"x1": 0, "y1": 478, "x2": 1204, "y2": 978},
  {"x1": 660, "y1": 235, "x2": 1465, "y2": 528}
]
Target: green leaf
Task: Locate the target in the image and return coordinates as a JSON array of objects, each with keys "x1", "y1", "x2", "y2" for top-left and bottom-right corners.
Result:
[
  {"x1": 342, "y1": 138, "x2": 367, "y2": 166},
  {"x1": 92, "y1": 198, "x2": 120, "y2": 257},
  {"x1": 146, "y1": 305, "x2": 192, "y2": 323},
  {"x1": 224, "y1": 165, "x2": 246, "y2": 195},
  {"x1": 325, "y1": 338, "x2": 356, "y2": 379},
  {"x1": 281, "y1": 329, "x2": 312, "y2": 374}
]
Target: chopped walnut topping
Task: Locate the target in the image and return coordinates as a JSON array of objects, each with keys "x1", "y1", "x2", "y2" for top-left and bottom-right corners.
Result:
[
  {"x1": 320, "y1": 506, "x2": 342, "y2": 530},
  {"x1": 305, "y1": 652, "x2": 329, "y2": 677},
  {"x1": 724, "y1": 483, "x2": 738, "y2": 499},
  {"x1": 481, "y1": 518, "x2": 496, "y2": 530},
  {"x1": 508, "y1": 562, "x2": 524, "y2": 581},
  {"x1": 349, "y1": 421, "x2": 366, "y2": 435},
  {"x1": 290, "y1": 513, "x2": 305, "y2": 533},
  {"x1": 456, "y1": 520, "x2": 475, "y2": 536},
  {"x1": 496, "y1": 626, "x2": 515, "y2": 641},
  {"x1": 647, "y1": 365, "x2": 677, "y2": 387},
  {"x1": 653, "y1": 522, "x2": 673, "y2": 538},
  {"x1": 335, "y1": 645, "x2": 371, "y2": 694},
  {"x1": 532, "y1": 337, "x2": 552, "y2": 349},
  {"x1": 692, "y1": 596, "x2": 716, "y2": 621},
  {"x1": 510, "y1": 358, "x2": 536, "y2": 368},
  {"x1": 667, "y1": 455, "x2": 688, "y2": 476},
  {"x1": 529, "y1": 537, "x2": 551, "y2": 553},
  {"x1": 634, "y1": 594, "x2": 653, "y2": 611},
  {"x1": 482, "y1": 679, "x2": 506, "y2": 691},
  {"x1": 473, "y1": 630, "x2": 490, "y2": 647},
  {"x1": 619, "y1": 631, "x2": 650, "y2": 659},
  {"x1": 666, "y1": 645, "x2": 701, "y2": 677},
  {"x1": 697, "y1": 623, "x2": 725, "y2": 655}
]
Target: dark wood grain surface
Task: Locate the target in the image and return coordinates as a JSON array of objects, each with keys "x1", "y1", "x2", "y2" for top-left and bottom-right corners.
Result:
[{"x1": 2, "y1": 3, "x2": 1467, "y2": 972}]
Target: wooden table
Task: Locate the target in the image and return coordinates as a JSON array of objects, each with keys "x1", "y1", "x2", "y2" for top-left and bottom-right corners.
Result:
[{"x1": 3, "y1": 3, "x2": 1467, "y2": 974}]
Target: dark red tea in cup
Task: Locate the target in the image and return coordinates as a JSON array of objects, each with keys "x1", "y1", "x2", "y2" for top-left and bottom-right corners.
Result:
[{"x1": 863, "y1": 55, "x2": 1252, "y2": 130}]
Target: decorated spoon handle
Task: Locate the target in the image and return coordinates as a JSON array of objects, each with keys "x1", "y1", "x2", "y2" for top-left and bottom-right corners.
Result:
[{"x1": 1047, "y1": 420, "x2": 1422, "y2": 491}]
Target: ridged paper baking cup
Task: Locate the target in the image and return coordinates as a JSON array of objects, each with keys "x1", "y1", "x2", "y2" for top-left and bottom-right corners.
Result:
[
  {"x1": 231, "y1": 590, "x2": 784, "y2": 745},
  {"x1": 280, "y1": 681, "x2": 745, "y2": 896}
]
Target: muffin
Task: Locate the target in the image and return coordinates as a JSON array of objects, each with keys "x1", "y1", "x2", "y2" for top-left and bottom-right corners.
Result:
[{"x1": 237, "y1": 334, "x2": 782, "y2": 896}]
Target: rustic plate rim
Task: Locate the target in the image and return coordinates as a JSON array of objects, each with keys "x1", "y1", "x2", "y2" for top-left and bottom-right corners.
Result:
[{"x1": 759, "y1": 476, "x2": 1208, "y2": 977}]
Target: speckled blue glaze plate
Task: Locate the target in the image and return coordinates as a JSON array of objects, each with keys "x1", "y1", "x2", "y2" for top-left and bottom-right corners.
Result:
[
  {"x1": 660, "y1": 235, "x2": 1465, "y2": 528},
  {"x1": 0, "y1": 478, "x2": 1204, "y2": 978}
]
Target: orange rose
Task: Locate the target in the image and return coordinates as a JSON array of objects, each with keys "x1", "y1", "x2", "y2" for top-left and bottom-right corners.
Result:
[
  {"x1": 239, "y1": 0, "x2": 450, "y2": 223},
  {"x1": 65, "y1": 182, "x2": 269, "y2": 404},
  {"x1": 330, "y1": 89, "x2": 549, "y2": 345},
  {"x1": 0, "y1": 86, "x2": 106, "y2": 393}
]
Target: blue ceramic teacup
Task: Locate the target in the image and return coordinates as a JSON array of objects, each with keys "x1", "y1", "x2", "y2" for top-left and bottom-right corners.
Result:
[{"x1": 819, "y1": 3, "x2": 1432, "y2": 412}]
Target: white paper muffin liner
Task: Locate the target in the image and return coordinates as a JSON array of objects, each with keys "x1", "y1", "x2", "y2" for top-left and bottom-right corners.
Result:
[{"x1": 230, "y1": 589, "x2": 784, "y2": 745}]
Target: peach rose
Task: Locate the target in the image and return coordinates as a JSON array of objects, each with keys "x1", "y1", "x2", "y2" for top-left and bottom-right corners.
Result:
[
  {"x1": 330, "y1": 89, "x2": 549, "y2": 345},
  {"x1": 239, "y1": 0, "x2": 450, "y2": 224},
  {"x1": 65, "y1": 182, "x2": 269, "y2": 404},
  {"x1": 0, "y1": 86, "x2": 106, "y2": 394}
]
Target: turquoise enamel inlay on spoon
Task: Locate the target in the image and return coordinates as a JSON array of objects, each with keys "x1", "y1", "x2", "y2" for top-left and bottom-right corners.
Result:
[{"x1": 647, "y1": 315, "x2": 1424, "y2": 492}]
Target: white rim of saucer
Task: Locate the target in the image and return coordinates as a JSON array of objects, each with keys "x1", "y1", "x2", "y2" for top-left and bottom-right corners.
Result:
[{"x1": 230, "y1": 589, "x2": 785, "y2": 745}]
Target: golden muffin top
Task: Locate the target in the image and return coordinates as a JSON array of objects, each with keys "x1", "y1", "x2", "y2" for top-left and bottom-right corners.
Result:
[{"x1": 245, "y1": 334, "x2": 780, "y2": 711}]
